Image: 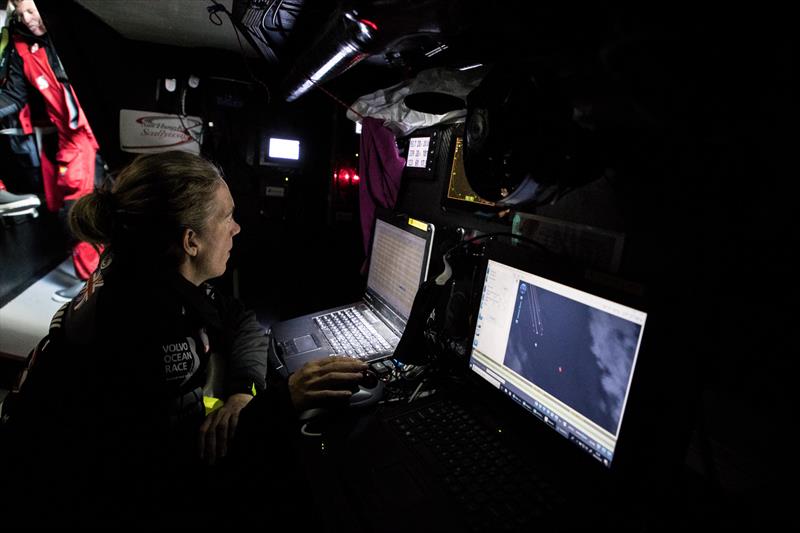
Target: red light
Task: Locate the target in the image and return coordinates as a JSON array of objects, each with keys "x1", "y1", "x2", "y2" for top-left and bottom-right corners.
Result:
[
  {"x1": 359, "y1": 18, "x2": 378, "y2": 31},
  {"x1": 335, "y1": 166, "x2": 359, "y2": 187}
]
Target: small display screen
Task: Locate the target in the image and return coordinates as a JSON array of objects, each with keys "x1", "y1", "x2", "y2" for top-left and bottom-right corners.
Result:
[
  {"x1": 406, "y1": 137, "x2": 431, "y2": 168},
  {"x1": 268, "y1": 138, "x2": 300, "y2": 160}
]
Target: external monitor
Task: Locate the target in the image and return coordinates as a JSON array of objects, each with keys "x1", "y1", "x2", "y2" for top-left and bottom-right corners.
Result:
[{"x1": 469, "y1": 258, "x2": 647, "y2": 468}]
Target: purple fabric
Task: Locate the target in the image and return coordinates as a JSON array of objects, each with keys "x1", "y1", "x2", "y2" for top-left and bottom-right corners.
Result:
[{"x1": 358, "y1": 117, "x2": 405, "y2": 258}]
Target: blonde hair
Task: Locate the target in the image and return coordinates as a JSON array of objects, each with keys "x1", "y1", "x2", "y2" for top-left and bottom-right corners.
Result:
[{"x1": 69, "y1": 151, "x2": 224, "y2": 267}]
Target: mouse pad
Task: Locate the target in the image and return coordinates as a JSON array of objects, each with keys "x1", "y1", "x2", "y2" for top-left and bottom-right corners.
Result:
[{"x1": 292, "y1": 334, "x2": 319, "y2": 353}]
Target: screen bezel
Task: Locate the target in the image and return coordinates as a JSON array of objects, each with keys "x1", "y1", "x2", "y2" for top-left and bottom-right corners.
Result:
[
  {"x1": 456, "y1": 241, "x2": 658, "y2": 482},
  {"x1": 469, "y1": 257, "x2": 646, "y2": 469},
  {"x1": 397, "y1": 126, "x2": 443, "y2": 180}
]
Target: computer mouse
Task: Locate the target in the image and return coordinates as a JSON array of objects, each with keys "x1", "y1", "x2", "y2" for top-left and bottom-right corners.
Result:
[{"x1": 349, "y1": 370, "x2": 384, "y2": 408}]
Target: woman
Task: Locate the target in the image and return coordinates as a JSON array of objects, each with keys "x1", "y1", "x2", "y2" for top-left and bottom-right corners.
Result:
[{"x1": 1, "y1": 151, "x2": 366, "y2": 526}]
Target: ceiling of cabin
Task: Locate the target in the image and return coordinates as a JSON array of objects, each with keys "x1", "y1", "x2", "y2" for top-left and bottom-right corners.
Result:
[
  {"x1": 71, "y1": 0, "x2": 489, "y2": 101},
  {"x1": 75, "y1": 0, "x2": 260, "y2": 56},
  {"x1": 67, "y1": 1, "x2": 636, "y2": 84},
  {"x1": 72, "y1": 0, "x2": 469, "y2": 68},
  {"x1": 67, "y1": 1, "x2": 724, "y2": 109}
]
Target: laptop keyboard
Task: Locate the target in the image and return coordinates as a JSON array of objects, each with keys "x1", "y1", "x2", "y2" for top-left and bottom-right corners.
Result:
[
  {"x1": 314, "y1": 308, "x2": 395, "y2": 359},
  {"x1": 388, "y1": 399, "x2": 562, "y2": 531}
]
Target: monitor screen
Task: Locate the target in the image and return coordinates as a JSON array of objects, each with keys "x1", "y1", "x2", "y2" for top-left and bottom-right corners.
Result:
[
  {"x1": 268, "y1": 137, "x2": 300, "y2": 160},
  {"x1": 398, "y1": 127, "x2": 446, "y2": 179},
  {"x1": 446, "y1": 136, "x2": 495, "y2": 207},
  {"x1": 469, "y1": 259, "x2": 646, "y2": 467},
  {"x1": 259, "y1": 133, "x2": 302, "y2": 167},
  {"x1": 406, "y1": 136, "x2": 431, "y2": 168},
  {"x1": 366, "y1": 217, "x2": 433, "y2": 321}
]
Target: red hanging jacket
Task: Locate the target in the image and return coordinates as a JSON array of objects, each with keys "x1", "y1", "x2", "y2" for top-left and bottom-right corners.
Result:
[{"x1": 13, "y1": 35, "x2": 98, "y2": 208}]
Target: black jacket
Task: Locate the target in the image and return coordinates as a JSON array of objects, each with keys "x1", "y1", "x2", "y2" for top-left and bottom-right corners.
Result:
[
  {"x1": 0, "y1": 253, "x2": 299, "y2": 526},
  {"x1": 49, "y1": 251, "x2": 269, "y2": 428},
  {"x1": 0, "y1": 24, "x2": 67, "y2": 120}
]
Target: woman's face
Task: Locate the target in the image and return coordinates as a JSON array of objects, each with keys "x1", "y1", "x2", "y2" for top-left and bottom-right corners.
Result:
[
  {"x1": 15, "y1": 0, "x2": 47, "y2": 36},
  {"x1": 191, "y1": 181, "x2": 241, "y2": 283}
]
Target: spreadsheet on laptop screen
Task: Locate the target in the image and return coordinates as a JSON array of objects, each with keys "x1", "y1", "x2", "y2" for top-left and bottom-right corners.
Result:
[{"x1": 366, "y1": 219, "x2": 428, "y2": 320}]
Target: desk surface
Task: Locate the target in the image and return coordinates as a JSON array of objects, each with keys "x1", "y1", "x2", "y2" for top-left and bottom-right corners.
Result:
[{"x1": 279, "y1": 376, "x2": 660, "y2": 533}]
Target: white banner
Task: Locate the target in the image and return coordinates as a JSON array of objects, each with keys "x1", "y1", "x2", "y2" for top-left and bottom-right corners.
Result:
[{"x1": 119, "y1": 109, "x2": 203, "y2": 155}]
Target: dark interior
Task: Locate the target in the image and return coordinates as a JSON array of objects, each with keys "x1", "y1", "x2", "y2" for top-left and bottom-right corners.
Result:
[{"x1": 0, "y1": 1, "x2": 791, "y2": 529}]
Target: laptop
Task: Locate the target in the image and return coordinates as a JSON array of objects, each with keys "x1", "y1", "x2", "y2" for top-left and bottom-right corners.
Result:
[
  {"x1": 271, "y1": 214, "x2": 436, "y2": 374},
  {"x1": 311, "y1": 248, "x2": 654, "y2": 531}
]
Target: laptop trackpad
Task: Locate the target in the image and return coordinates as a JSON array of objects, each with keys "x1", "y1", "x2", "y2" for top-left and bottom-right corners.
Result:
[{"x1": 293, "y1": 334, "x2": 319, "y2": 353}]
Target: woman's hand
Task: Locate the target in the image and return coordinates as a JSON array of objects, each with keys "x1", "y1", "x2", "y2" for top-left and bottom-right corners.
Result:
[
  {"x1": 288, "y1": 356, "x2": 368, "y2": 411},
  {"x1": 198, "y1": 392, "x2": 253, "y2": 465}
]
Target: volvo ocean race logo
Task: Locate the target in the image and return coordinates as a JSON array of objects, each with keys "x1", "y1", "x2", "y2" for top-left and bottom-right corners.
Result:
[{"x1": 162, "y1": 336, "x2": 201, "y2": 385}]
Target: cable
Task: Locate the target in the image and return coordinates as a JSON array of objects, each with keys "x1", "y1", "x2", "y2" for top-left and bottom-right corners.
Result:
[
  {"x1": 444, "y1": 231, "x2": 553, "y2": 260},
  {"x1": 207, "y1": 0, "x2": 272, "y2": 103},
  {"x1": 272, "y1": 0, "x2": 285, "y2": 29},
  {"x1": 258, "y1": 4, "x2": 280, "y2": 37},
  {"x1": 251, "y1": 12, "x2": 280, "y2": 52},
  {"x1": 258, "y1": 0, "x2": 299, "y2": 38},
  {"x1": 426, "y1": 231, "x2": 556, "y2": 287},
  {"x1": 408, "y1": 379, "x2": 426, "y2": 403},
  {"x1": 177, "y1": 86, "x2": 203, "y2": 147},
  {"x1": 305, "y1": 77, "x2": 365, "y2": 119},
  {"x1": 207, "y1": 3, "x2": 224, "y2": 25},
  {"x1": 300, "y1": 422, "x2": 322, "y2": 437}
]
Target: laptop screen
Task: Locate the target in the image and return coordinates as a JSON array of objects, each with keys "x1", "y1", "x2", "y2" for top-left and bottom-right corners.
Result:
[
  {"x1": 366, "y1": 217, "x2": 434, "y2": 325},
  {"x1": 469, "y1": 259, "x2": 647, "y2": 467}
]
